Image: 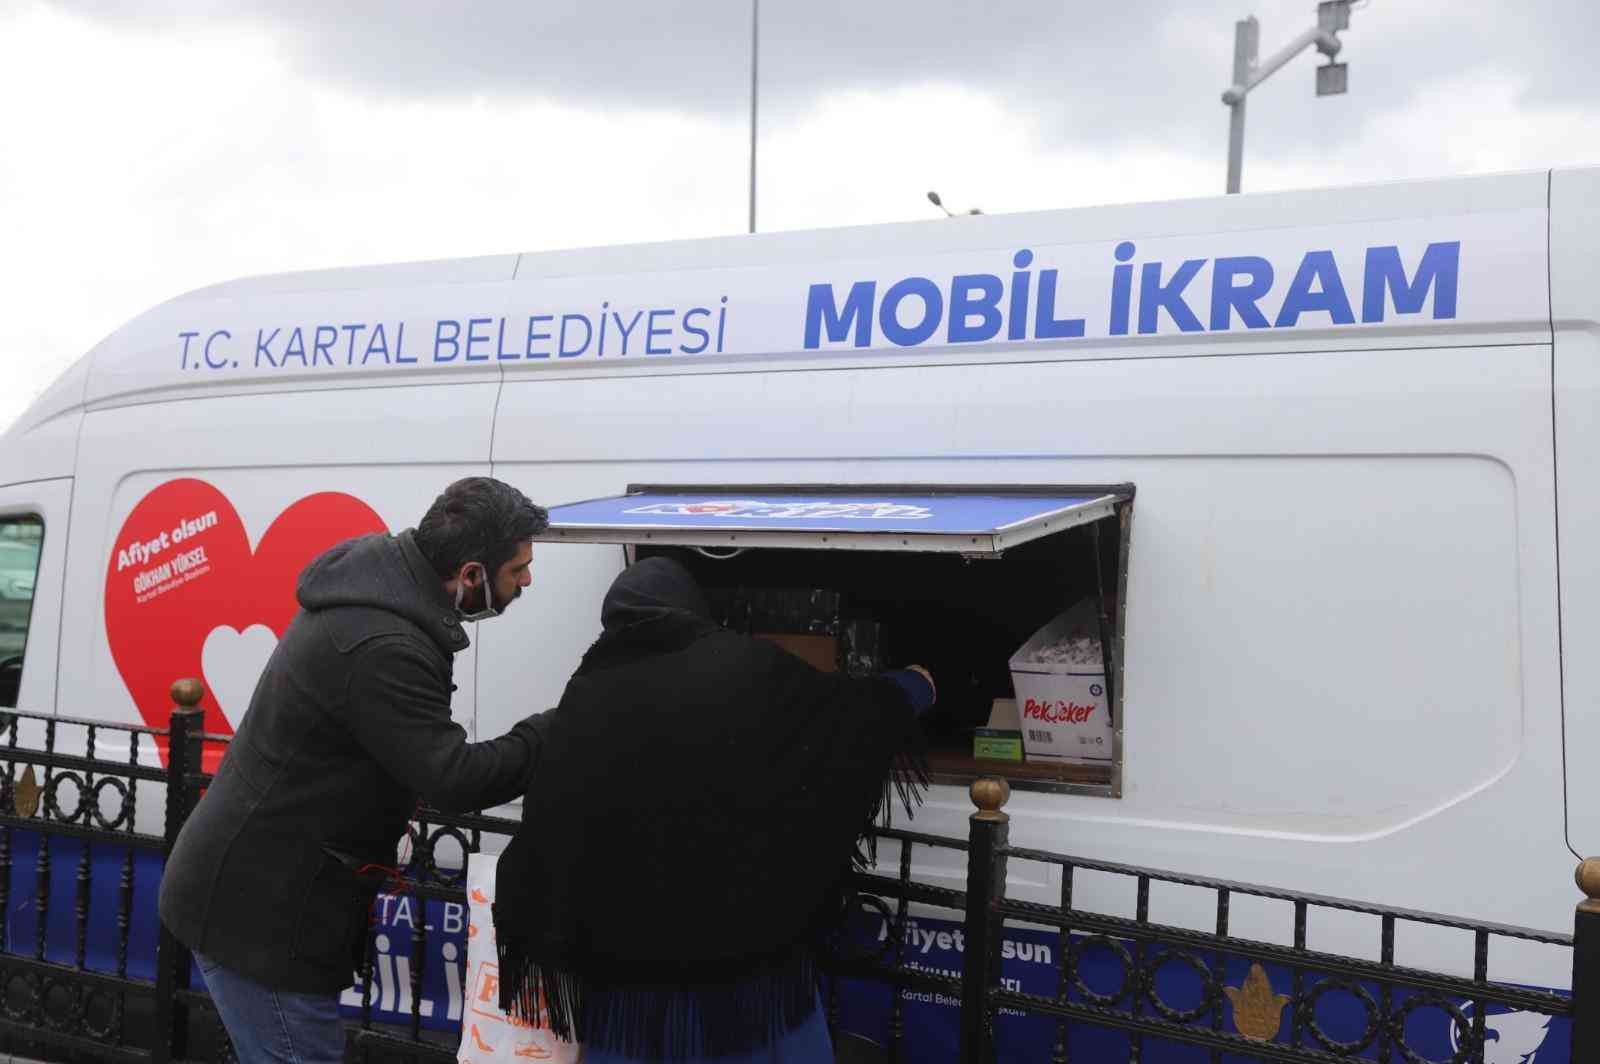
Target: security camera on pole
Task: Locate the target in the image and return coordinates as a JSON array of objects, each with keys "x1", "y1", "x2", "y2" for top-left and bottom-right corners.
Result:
[{"x1": 1222, "y1": 1, "x2": 1354, "y2": 195}]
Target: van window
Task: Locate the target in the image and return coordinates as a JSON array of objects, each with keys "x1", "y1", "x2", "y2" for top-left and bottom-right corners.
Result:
[
  {"x1": 536, "y1": 487, "x2": 1133, "y2": 798},
  {"x1": 0, "y1": 517, "x2": 44, "y2": 709}
]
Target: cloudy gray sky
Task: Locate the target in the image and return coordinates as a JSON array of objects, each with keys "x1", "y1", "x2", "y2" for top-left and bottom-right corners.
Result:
[{"x1": 2, "y1": 0, "x2": 1597, "y2": 431}]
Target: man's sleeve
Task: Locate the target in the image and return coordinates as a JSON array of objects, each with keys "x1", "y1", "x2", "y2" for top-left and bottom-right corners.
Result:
[
  {"x1": 342, "y1": 639, "x2": 543, "y2": 813},
  {"x1": 878, "y1": 669, "x2": 936, "y2": 715}
]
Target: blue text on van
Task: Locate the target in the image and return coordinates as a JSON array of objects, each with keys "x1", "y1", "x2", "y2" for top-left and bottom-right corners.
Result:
[{"x1": 802, "y1": 241, "x2": 1461, "y2": 349}]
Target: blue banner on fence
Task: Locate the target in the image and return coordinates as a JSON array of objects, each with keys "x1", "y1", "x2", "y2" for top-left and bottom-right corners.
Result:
[
  {"x1": 339, "y1": 890, "x2": 469, "y2": 1032},
  {"x1": 0, "y1": 836, "x2": 1569, "y2": 1063},
  {"x1": 0, "y1": 837, "x2": 469, "y2": 1033},
  {"x1": 829, "y1": 912, "x2": 1572, "y2": 1064},
  {"x1": 1, "y1": 834, "x2": 163, "y2": 980}
]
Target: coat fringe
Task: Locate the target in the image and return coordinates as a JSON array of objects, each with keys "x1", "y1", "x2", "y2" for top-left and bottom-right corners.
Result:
[
  {"x1": 498, "y1": 945, "x2": 821, "y2": 1059},
  {"x1": 856, "y1": 737, "x2": 931, "y2": 872}
]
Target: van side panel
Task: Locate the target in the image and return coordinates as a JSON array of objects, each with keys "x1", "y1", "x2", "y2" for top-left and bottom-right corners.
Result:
[
  {"x1": 2, "y1": 167, "x2": 1569, "y2": 991},
  {"x1": 1553, "y1": 168, "x2": 1600, "y2": 857},
  {"x1": 59, "y1": 381, "x2": 500, "y2": 747},
  {"x1": 486, "y1": 341, "x2": 1567, "y2": 987},
  {"x1": 0, "y1": 355, "x2": 88, "y2": 487}
]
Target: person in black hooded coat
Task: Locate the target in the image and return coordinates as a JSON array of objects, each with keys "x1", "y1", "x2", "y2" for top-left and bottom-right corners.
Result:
[{"x1": 492, "y1": 556, "x2": 934, "y2": 1063}]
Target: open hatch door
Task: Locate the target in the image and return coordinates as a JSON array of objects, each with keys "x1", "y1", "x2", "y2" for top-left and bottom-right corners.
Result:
[{"x1": 537, "y1": 486, "x2": 1127, "y2": 557}]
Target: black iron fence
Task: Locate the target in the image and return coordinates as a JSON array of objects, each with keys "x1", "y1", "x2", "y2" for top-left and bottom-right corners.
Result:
[
  {"x1": 0, "y1": 682, "x2": 1590, "y2": 1063},
  {"x1": 0, "y1": 694, "x2": 177, "y2": 1063},
  {"x1": 0, "y1": 682, "x2": 511, "y2": 1064},
  {"x1": 952, "y1": 780, "x2": 1579, "y2": 1062}
]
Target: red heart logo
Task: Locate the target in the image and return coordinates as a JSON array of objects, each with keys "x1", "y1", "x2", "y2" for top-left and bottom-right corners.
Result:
[{"x1": 104, "y1": 478, "x2": 388, "y2": 756}]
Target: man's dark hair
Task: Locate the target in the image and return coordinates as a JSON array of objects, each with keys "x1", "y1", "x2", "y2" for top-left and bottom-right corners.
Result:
[{"x1": 414, "y1": 478, "x2": 549, "y2": 579}]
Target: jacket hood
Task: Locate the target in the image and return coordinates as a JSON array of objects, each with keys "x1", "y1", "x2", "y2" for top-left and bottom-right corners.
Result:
[
  {"x1": 599, "y1": 556, "x2": 711, "y2": 632},
  {"x1": 297, "y1": 530, "x2": 469, "y2": 654}
]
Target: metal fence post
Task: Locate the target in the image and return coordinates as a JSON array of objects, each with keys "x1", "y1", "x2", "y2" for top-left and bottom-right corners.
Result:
[
  {"x1": 151, "y1": 679, "x2": 205, "y2": 1064},
  {"x1": 1573, "y1": 858, "x2": 1600, "y2": 1061},
  {"x1": 960, "y1": 777, "x2": 1010, "y2": 1064}
]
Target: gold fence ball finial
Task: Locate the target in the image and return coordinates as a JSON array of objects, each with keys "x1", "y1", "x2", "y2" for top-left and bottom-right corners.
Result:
[
  {"x1": 970, "y1": 777, "x2": 1011, "y2": 821},
  {"x1": 1577, "y1": 858, "x2": 1600, "y2": 912},
  {"x1": 170, "y1": 678, "x2": 205, "y2": 709}
]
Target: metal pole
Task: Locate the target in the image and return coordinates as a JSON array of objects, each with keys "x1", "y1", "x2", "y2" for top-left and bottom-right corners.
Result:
[
  {"x1": 1574, "y1": 860, "x2": 1600, "y2": 1061},
  {"x1": 959, "y1": 778, "x2": 1010, "y2": 1064},
  {"x1": 748, "y1": 0, "x2": 759, "y2": 234},
  {"x1": 152, "y1": 679, "x2": 206, "y2": 1064},
  {"x1": 1225, "y1": 17, "x2": 1258, "y2": 195}
]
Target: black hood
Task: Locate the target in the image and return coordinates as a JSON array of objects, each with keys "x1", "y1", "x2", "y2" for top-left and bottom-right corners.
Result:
[
  {"x1": 297, "y1": 530, "x2": 469, "y2": 654},
  {"x1": 599, "y1": 557, "x2": 711, "y2": 632}
]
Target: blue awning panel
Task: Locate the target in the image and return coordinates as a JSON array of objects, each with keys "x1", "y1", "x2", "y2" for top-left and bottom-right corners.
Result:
[{"x1": 537, "y1": 488, "x2": 1127, "y2": 554}]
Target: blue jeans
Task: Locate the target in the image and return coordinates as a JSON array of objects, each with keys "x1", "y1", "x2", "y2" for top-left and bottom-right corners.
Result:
[{"x1": 194, "y1": 952, "x2": 346, "y2": 1064}]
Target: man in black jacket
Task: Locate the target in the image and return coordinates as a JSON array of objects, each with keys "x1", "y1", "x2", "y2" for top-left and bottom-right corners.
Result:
[{"x1": 159, "y1": 477, "x2": 549, "y2": 1064}]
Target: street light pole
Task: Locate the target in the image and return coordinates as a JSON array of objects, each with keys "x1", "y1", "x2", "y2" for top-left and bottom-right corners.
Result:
[
  {"x1": 1222, "y1": 1, "x2": 1352, "y2": 195},
  {"x1": 748, "y1": 0, "x2": 759, "y2": 234},
  {"x1": 1225, "y1": 18, "x2": 1259, "y2": 196}
]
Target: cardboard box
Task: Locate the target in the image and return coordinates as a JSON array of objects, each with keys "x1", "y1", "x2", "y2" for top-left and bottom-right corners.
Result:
[
  {"x1": 1008, "y1": 601, "x2": 1112, "y2": 763},
  {"x1": 755, "y1": 633, "x2": 839, "y2": 673},
  {"x1": 973, "y1": 698, "x2": 1023, "y2": 762}
]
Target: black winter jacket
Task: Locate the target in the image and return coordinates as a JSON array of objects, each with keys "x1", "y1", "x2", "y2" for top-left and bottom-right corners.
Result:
[{"x1": 158, "y1": 530, "x2": 542, "y2": 993}]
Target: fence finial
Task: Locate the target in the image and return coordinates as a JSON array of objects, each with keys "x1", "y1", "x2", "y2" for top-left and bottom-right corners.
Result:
[
  {"x1": 970, "y1": 777, "x2": 1010, "y2": 822},
  {"x1": 169, "y1": 678, "x2": 204, "y2": 710},
  {"x1": 1578, "y1": 858, "x2": 1600, "y2": 914}
]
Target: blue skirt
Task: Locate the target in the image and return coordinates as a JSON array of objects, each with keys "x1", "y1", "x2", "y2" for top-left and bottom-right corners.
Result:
[{"x1": 578, "y1": 991, "x2": 833, "y2": 1064}]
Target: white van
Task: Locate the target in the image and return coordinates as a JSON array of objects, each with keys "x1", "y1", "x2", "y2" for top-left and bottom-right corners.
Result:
[{"x1": 2, "y1": 166, "x2": 1595, "y2": 1009}]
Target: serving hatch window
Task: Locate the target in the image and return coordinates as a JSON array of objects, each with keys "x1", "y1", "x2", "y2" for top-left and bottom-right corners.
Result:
[
  {"x1": 0, "y1": 516, "x2": 44, "y2": 709},
  {"x1": 536, "y1": 486, "x2": 1133, "y2": 796}
]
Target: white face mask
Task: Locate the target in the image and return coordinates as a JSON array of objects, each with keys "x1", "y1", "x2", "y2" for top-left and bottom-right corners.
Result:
[{"x1": 454, "y1": 562, "x2": 500, "y2": 622}]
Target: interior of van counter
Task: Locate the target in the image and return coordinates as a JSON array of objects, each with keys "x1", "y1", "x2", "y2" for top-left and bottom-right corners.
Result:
[{"x1": 533, "y1": 485, "x2": 1134, "y2": 795}]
